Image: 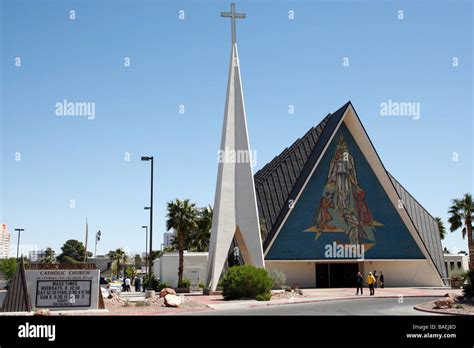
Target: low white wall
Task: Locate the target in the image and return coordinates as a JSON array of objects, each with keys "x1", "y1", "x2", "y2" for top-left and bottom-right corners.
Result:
[
  {"x1": 154, "y1": 252, "x2": 208, "y2": 288},
  {"x1": 266, "y1": 261, "x2": 315, "y2": 288}
]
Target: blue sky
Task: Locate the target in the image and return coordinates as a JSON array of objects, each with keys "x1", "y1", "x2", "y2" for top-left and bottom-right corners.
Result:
[{"x1": 1, "y1": 0, "x2": 472, "y2": 257}]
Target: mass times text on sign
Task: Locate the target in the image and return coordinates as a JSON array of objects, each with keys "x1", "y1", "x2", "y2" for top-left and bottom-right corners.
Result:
[{"x1": 35, "y1": 280, "x2": 92, "y2": 308}]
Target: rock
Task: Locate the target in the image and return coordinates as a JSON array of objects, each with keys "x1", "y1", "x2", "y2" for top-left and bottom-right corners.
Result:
[
  {"x1": 34, "y1": 309, "x2": 50, "y2": 316},
  {"x1": 443, "y1": 293, "x2": 459, "y2": 302},
  {"x1": 164, "y1": 294, "x2": 182, "y2": 307},
  {"x1": 434, "y1": 297, "x2": 455, "y2": 309},
  {"x1": 159, "y1": 288, "x2": 176, "y2": 298}
]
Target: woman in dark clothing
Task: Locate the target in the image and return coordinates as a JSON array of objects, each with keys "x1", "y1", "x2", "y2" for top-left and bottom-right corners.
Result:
[{"x1": 355, "y1": 272, "x2": 363, "y2": 295}]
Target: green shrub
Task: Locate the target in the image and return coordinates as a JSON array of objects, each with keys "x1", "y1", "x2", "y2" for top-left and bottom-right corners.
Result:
[
  {"x1": 156, "y1": 282, "x2": 169, "y2": 291},
  {"x1": 256, "y1": 292, "x2": 272, "y2": 301},
  {"x1": 143, "y1": 275, "x2": 170, "y2": 292},
  {"x1": 463, "y1": 270, "x2": 474, "y2": 298},
  {"x1": 221, "y1": 265, "x2": 274, "y2": 300},
  {"x1": 143, "y1": 275, "x2": 160, "y2": 290},
  {"x1": 180, "y1": 278, "x2": 191, "y2": 288},
  {"x1": 268, "y1": 269, "x2": 287, "y2": 289},
  {"x1": 198, "y1": 282, "x2": 205, "y2": 289}
]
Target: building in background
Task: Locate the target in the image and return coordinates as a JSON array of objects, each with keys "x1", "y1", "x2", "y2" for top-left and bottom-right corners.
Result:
[
  {"x1": 87, "y1": 256, "x2": 112, "y2": 275},
  {"x1": 0, "y1": 224, "x2": 11, "y2": 259},
  {"x1": 444, "y1": 253, "x2": 470, "y2": 278},
  {"x1": 28, "y1": 249, "x2": 45, "y2": 262},
  {"x1": 28, "y1": 249, "x2": 52, "y2": 262}
]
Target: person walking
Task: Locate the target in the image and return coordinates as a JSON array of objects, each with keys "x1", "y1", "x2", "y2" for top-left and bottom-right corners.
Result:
[
  {"x1": 367, "y1": 272, "x2": 376, "y2": 296},
  {"x1": 373, "y1": 271, "x2": 378, "y2": 288},
  {"x1": 379, "y1": 271, "x2": 385, "y2": 288},
  {"x1": 125, "y1": 277, "x2": 131, "y2": 292},
  {"x1": 355, "y1": 271, "x2": 363, "y2": 295},
  {"x1": 134, "y1": 277, "x2": 141, "y2": 292}
]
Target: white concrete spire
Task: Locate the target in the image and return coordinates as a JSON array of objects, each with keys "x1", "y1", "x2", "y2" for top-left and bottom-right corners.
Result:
[{"x1": 205, "y1": 42, "x2": 265, "y2": 291}]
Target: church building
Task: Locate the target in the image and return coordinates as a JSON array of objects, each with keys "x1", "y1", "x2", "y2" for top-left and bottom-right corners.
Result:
[{"x1": 254, "y1": 102, "x2": 447, "y2": 287}]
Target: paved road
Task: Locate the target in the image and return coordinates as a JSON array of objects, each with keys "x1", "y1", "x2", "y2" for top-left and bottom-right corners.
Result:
[{"x1": 188, "y1": 297, "x2": 438, "y2": 316}]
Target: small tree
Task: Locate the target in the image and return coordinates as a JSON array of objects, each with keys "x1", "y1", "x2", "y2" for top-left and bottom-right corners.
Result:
[
  {"x1": 57, "y1": 240, "x2": 92, "y2": 263},
  {"x1": 39, "y1": 247, "x2": 57, "y2": 265},
  {"x1": 125, "y1": 266, "x2": 137, "y2": 282},
  {"x1": 0, "y1": 258, "x2": 18, "y2": 281}
]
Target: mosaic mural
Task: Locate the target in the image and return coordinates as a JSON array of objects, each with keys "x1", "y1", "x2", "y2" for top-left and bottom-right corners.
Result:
[{"x1": 265, "y1": 124, "x2": 425, "y2": 260}]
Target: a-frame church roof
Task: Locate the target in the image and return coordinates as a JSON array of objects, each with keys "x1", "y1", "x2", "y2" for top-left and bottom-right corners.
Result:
[{"x1": 254, "y1": 102, "x2": 447, "y2": 279}]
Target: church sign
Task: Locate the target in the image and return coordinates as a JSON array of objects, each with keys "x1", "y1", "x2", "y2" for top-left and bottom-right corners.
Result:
[{"x1": 25, "y1": 269, "x2": 100, "y2": 310}]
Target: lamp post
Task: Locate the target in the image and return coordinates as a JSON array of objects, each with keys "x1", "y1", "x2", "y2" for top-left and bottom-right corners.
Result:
[
  {"x1": 141, "y1": 156, "x2": 154, "y2": 288},
  {"x1": 14, "y1": 228, "x2": 24, "y2": 259},
  {"x1": 142, "y1": 225, "x2": 148, "y2": 275},
  {"x1": 95, "y1": 230, "x2": 101, "y2": 258}
]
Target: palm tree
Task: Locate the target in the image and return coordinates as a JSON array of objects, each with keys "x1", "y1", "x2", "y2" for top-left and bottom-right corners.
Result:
[
  {"x1": 107, "y1": 248, "x2": 127, "y2": 278},
  {"x1": 166, "y1": 199, "x2": 198, "y2": 287},
  {"x1": 448, "y1": 193, "x2": 474, "y2": 270},
  {"x1": 435, "y1": 217, "x2": 446, "y2": 240},
  {"x1": 193, "y1": 206, "x2": 213, "y2": 252}
]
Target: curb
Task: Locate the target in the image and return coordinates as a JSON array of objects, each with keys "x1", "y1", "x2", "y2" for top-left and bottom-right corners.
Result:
[
  {"x1": 247, "y1": 295, "x2": 445, "y2": 309},
  {"x1": 413, "y1": 305, "x2": 474, "y2": 316},
  {"x1": 203, "y1": 294, "x2": 446, "y2": 311}
]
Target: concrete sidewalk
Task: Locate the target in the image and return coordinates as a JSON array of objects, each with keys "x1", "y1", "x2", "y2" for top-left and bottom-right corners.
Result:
[{"x1": 192, "y1": 287, "x2": 462, "y2": 311}]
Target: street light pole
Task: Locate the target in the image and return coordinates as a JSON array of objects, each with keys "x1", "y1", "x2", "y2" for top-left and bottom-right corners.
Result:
[
  {"x1": 142, "y1": 225, "x2": 148, "y2": 275},
  {"x1": 95, "y1": 230, "x2": 101, "y2": 258},
  {"x1": 14, "y1": 228, "x2": 24, "y2": 259},
  {"x1": 141, "y1": 156, "x2": 154, "y2": 288}
]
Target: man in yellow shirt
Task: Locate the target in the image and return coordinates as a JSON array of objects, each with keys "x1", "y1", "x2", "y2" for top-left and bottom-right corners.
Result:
[{"x1": 367, "y1": 272, "x2": 376, "y2": 296}]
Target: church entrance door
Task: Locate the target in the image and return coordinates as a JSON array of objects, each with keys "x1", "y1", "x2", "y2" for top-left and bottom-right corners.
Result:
[{"x1": 315, "y1": 263, "x2": 358, "y2": 288}]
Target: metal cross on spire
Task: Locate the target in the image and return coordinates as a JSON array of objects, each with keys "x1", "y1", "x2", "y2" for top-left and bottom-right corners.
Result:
[{"x1": 221, "y1": 3, "x2": 246, "y2": 44}]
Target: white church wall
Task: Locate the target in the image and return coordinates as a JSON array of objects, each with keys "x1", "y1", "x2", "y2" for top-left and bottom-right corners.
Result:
[
  {"x1": 266, "y1": 260, "x2": 443, "y2": 288},
  {"x1": 363, "y1": 260, "x2": 444, "y2": 287},
  {"x1": 266, "y1": 261, "x2": 315, "y2": 288}
]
